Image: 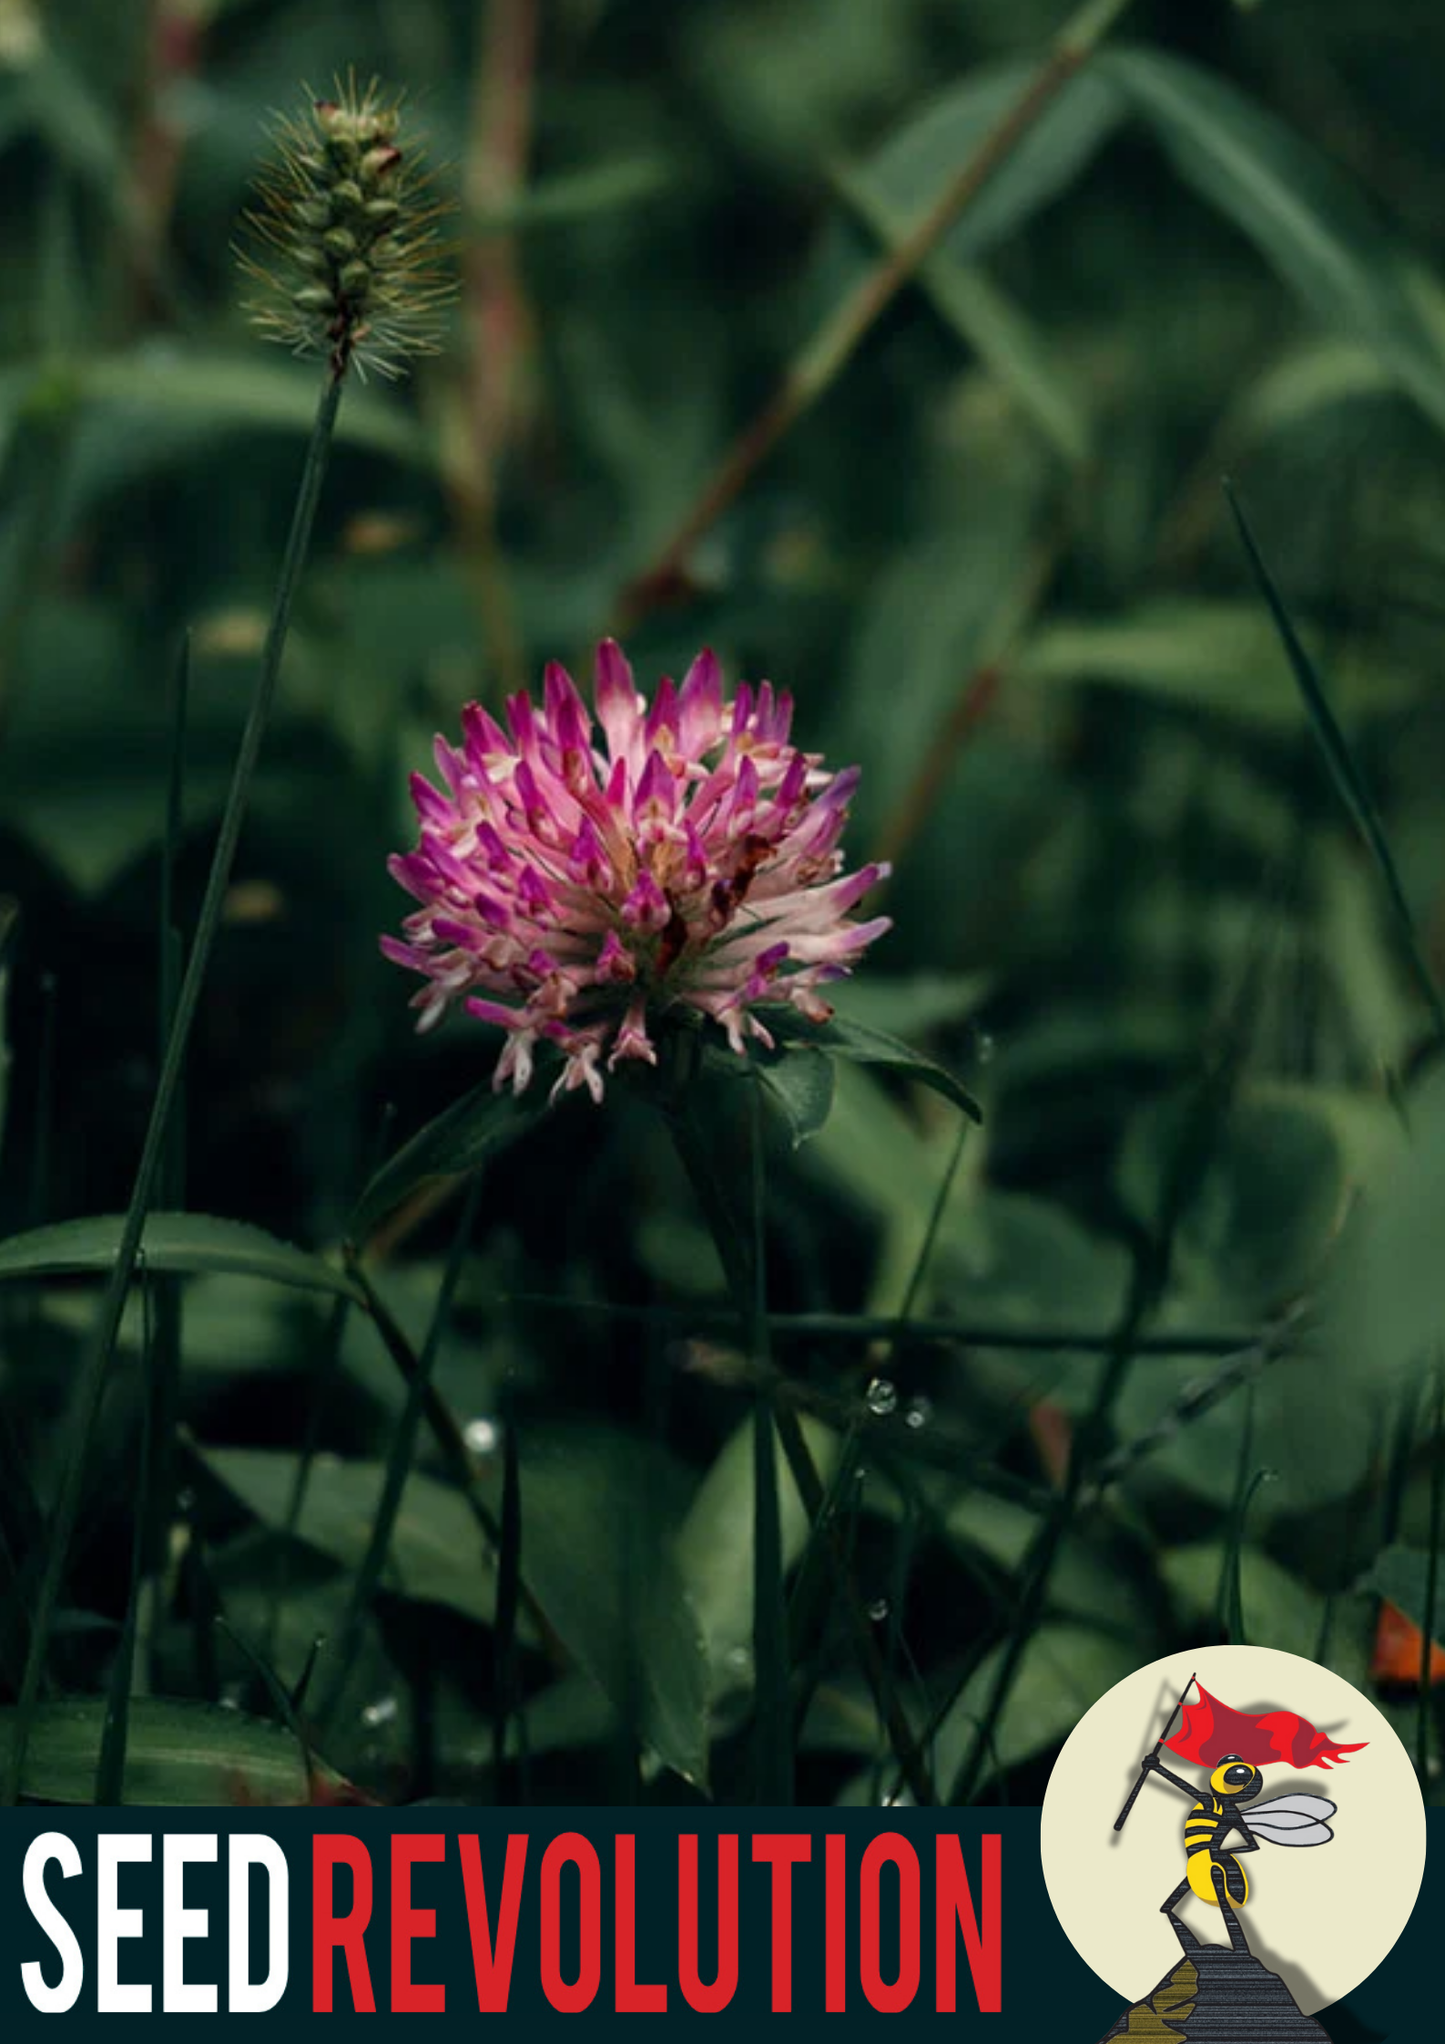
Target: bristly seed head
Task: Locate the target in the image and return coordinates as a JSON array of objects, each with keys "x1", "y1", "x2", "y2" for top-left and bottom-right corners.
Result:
[{"x1": 239, "y1": 72, "x2": 453, "y2": 381}]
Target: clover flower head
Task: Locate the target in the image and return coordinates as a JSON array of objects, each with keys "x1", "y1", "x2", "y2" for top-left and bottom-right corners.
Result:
[{"x1": 382, "y1": 644, "x2": 891, "y2": 1104}]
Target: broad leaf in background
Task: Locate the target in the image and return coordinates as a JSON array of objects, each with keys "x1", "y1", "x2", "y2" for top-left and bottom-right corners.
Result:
[
  {"x1": 351, "y1": 1079, "x2": 554, "y2": 1244},
  {"x1": 207, "y1": 1449, "x2": 505, "y2": 1631},
  {"x1": 1330, "y1": 1065, "x2": 1445, "y2": 1388},
  {"x1": 676, "y1": 1411, "x2": 839, "y2": 1705},
  {"x1": 815, "y1": 61, "x2": 1125, "y2": 306},
  {"x1": 472, "y1": 1428, "x2": 711, "y2": 1791},
  {"x1": 0, "y1": 1212, "x2": 358, "y2": 1300},
  {"x1": 0, "y1": 1698, "x2": 314, "y2": 1805},
  {"x1": 1101, "y1": 49, "x2": 1445, "y2": 437},
  {"x1": 931, "y1": 1623, "x2": 1137, "y2": 1798}
]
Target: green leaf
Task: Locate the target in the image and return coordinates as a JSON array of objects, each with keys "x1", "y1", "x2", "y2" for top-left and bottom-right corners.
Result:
[
  {"x1": 216, "y1": 1431, "x2": 710, "y2": 1790},
  {"x1": 935, "y1": 1624, "x2": 1137, "y2": 1793},
  {"x1": 1333, "y1": 1066, "x2": 1445, "y2": 1387},
  {"x1": 676, "y1": 1412, "x2": 839, "y2": 1703},
  {"x1": 0, "y1": 1698, "x2": 310, "y2": 1806},
  {"x1": 828, "y1": 973, "x2": 990, "y2": 1039},
  {"x1": 1162, "y1": 1544, "x2": 1334, "y2": 1664},
  {"x1": 351, "y1": 1079, "x2": 553, "y2": 1244},
  {"x1": 942, "y1": 1491, "x2": 1153, "y2": 1635},
  {"x1": 819, "y1": 60, "x2": 1124, "y2": 301},
  {"x1": 1118, "y1": 1087, "x2": 1346, "y2": 1316},
  {"x1": 473, "y1": 1428, "x2": 712, "y2": 1790},
  {"x1": 1100, "y1": 47, "x2": 1445, "y2": 435},
  {"x1": 78, "y1": 351, "x2": 436, "y2": 472},
  {"x1": 206, "y1": 1450, "x2": 504, "y2": 1631},
  {"x1": 1016, "y1": 601, "x2": 1419, "y2": 725},
  {"x1": 830, "y1": 165, "x2": 1091, "y2": 466},
  {"x1": 0, "y1": 1213, "x2": 360, "y2": 1302},
  {"x1": 707, "y1": 1040, "x2": 836, "y2": 1148},
  {"x1": 760, "y1": 1007, "x2": 982, "y2": 1121}
]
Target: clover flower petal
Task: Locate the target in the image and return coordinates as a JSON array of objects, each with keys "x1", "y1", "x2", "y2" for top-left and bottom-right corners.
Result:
[{"x1": 382, "y1": 642, "x2": 891, "y2": 1099}]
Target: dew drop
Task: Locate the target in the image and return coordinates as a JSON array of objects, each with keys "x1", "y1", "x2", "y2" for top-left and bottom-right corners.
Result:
[
  {"x1": 974, "y1": 1028, "x2": 996, "y2": 1065},
  {"x1": 865, "y1": 1377, "x2": 898, "y2": 1417},
  {"x1": 725, "y1": 1645, "x2": 753, "y2": 1676},
  {"x1": 464, "y1": 1415, "x2": 501, "y2": 1455},
  {"x1": 361, "y1": 1695, "x2": 399, "y2": 1729},
  {"x1": 904, "y1": 1394, "x2": 933, "y2": 1431},
  {"x1": 867, "y1": 1596, "x2": 890, "y2": 1623}
]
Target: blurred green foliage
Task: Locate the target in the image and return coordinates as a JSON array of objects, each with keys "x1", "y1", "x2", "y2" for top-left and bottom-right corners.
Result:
[{"x1": 1, "y1": 0, "x2": 1444, "y2": 1807}]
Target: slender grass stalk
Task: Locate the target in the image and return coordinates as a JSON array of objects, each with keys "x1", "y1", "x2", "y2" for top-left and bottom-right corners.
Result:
[
  {"x1": 95, "y1": 1263, "x2": 155, "y2": 1805},
  {"x1": 3, "y1": 365, "x2": 346, "y2": 1808},
  {"x1": 500, "y1": 1293, "x2": 1258, "y2": 1355},
  {"x1": 266, "y1": 1102, "x2": 397, "y2": 1662},
  {"x1": 946, "y1": 1023, "x2": 1246, "y2": 1805},
  {"x1": 491, "y1": 1376, "x2": 523, "y2": 1801},
  {"x1": 621, "y1": 0, "x2": 1138, "y2": 620},
  {"x1": 1419, "y1": 1362, "x2": 1443, "y2": 1784},
  {"x1": 1217, "y1": 1378, "x2": 1256, "y2": 1639},
  {"x1": 661, "y1": 1055, "x2": 939, "y2": 1806},
  {"x1": 787, "y1": 1114, "x2": 971, "y2": 1781},
  {"x1": 27, "y1": 972, "x2": 56, "y2": 1233},
  {"x1": 139, "y1": 636, "x2": 190, "y2": 1688},
  {"x1": 748, "y1": 1083, "x2": 791, "y2": 1806},
  {"x1": 1226, "y1": 483, "x2": 1445, "y2": 1048},
  {"x1": 318, "y1": 1169, "x2": 486, "y2": 1731},
  {"x1": 1220, "y1": 1470, "x2": 1278, "y2": 1648}
]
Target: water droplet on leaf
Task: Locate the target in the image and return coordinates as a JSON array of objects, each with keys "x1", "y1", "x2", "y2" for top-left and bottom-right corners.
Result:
[{"x1": 865, "y1": 1377, "x2": 897, "y2": 1417}]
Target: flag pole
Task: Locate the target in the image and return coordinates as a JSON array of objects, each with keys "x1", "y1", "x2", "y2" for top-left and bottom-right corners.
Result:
[{"x1": 1114, "y1": 1670, "x2": 1196, "y2": 1832}]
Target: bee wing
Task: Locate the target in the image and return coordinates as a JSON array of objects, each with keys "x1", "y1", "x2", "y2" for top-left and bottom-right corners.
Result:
[{"x1": 1246, "y1": 1794, "x2": 1336, "y2": 1846}]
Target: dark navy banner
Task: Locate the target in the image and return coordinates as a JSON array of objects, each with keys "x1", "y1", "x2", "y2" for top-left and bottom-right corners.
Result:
[{"x1": 0, "y1": 1810, "x2": 1434, "y2": 2030}]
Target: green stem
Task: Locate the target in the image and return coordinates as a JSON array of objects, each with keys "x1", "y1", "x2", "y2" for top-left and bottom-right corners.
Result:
[
  {"x1": 500, "y1": 1293, "x2": 1258, "y2": 1356},
  {"x1": 319, "y1": 1170, "x2": 486, "y2": 1730},
  {"x1": 747, "y1": 1084, "x2": 791, "y2": 1806},
  {"x1": 621, "y1": 0, "x2": 1137, "y2": 619},
  {"x1": 4, "y1": 366, "x2": 346, "y2": 1807}
]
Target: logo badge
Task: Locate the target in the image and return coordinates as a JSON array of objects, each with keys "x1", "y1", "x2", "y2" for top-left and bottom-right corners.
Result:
[{"x1": 1040, "y1": 1645, "x2": 1426, "y2": 2034}]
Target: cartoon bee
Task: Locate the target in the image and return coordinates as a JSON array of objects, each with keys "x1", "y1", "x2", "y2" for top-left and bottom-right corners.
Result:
[{"x1": 1138, "y1": 1750, "x2": 1337, "y2": 1952}]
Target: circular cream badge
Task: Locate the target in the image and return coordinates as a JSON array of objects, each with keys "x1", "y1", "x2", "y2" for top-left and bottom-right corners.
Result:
[{"x1": 1040, "y1": 1645, "x2": 1425, "y2": 2021}]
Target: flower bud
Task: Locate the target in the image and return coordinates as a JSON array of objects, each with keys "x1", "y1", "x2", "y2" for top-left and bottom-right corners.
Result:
[{"x1": 239, "y1": 71, "x2": 453, "y2": 379}]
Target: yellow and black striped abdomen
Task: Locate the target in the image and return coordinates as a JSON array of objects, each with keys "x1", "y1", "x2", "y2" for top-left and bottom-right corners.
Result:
[{"x1": 1184, "y1": 1795, "x2": 1248, "y2": 1908}]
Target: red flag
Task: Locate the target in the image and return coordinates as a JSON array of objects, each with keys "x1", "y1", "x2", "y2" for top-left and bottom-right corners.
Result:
[{"x1": 1163, "y1": 1681, "x2": 1368, "y2": 1771}]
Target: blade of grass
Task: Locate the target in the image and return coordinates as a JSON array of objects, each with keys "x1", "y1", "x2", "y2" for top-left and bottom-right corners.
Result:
[
  {"x1": 4, "y1": 364, "x2": 346, "y2": 1808},
  {"x1": 1225, "y1": 482, "x2": 1445, "y2": 1047},
  {"x1": 266, "y1": 1102, "x2": 397, "y2": 1662},
  {"x1": 1217, "y1": 1377, "x2": 1256, "y2": 1639},
  {"x1": 748, "y1": 1081, "x2": 791, "y2": 1806},
  {"x1": 141, "y1": 635, "x2": 190, "y2": 1684},
  {"x1": 491, "y1": 1377, "x2": 523, "y2": 1802},
  {"x1": 787, "y1": 1115, "x2": 972, "y2": 1781},
  {"x1": 95, "y1": 1261, "x2": 154, "y2": 1805},
  {"x1": 946, "y1": 1002, "x2": 1252, "y2": 1805},
  {"x1": 317, "y1": 1170, "x2": 487, "y2": 1730},
  {"x1": 502, "y1": 1293, "x2": 1254, "y2": 1354},
  {"x1": 661, "y1": 1055, "x2": 936, "y2": 1803}
]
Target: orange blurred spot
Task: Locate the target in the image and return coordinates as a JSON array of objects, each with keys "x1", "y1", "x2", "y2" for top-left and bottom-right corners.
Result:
[
  {"x1": 1030, "y1": 1399, "x2": 1072, "y2": 1487},
  {"x1": 1370, "y1": 1599, "x2": 1445, "y2": 1685}
]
